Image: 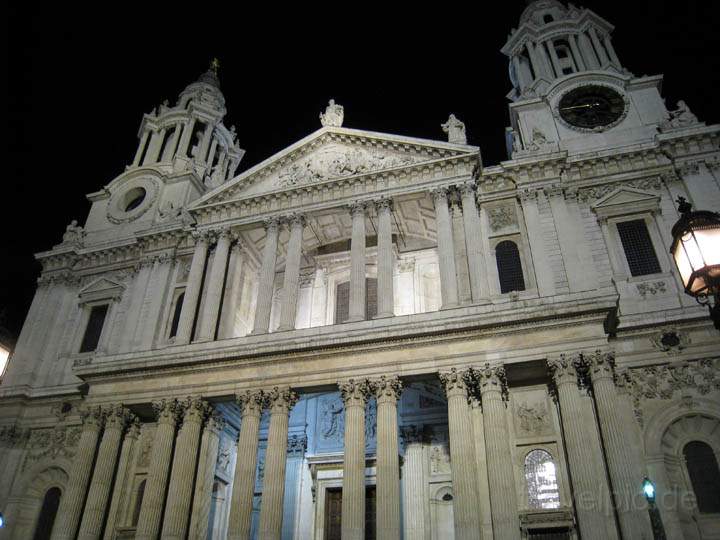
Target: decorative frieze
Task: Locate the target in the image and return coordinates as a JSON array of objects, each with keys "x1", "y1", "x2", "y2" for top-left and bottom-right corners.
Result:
[
  {"x1": 650, "y1": 328, "x2": 691, "y2": 354},
  {"x1": 636, "y1": 280, "x2": 667, "y2": 298}
]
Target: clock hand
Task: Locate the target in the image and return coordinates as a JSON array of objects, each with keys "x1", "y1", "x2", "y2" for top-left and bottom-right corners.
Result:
[{"x1": 560, "y1": 102, "x2": 602, "y2": 112}]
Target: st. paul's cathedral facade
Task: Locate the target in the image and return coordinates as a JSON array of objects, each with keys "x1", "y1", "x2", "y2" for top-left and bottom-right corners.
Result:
[{"x1": 1, "y1": 2, "x2": 720, "y2": 539}]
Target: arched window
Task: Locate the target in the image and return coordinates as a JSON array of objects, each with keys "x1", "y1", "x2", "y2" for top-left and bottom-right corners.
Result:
[
  {"x1": 524, "y1": 450, "x2": 560, "y2": 509},
  {"x1": 132, "y1": 479, "x2": 146, "y2": 526},
  {"x1": 495, "y1": 241, "x2": 526, "y2": 294},
  {"x1": 543, "y1": 14, "x2": 554, "y2": 24},
  {"x1": 683, "y1": 441, "x2": 720, "y2": 513},
  {"x1": 169, "y1": 293, "x2": 185, "y2": 338},
  {"x1": 32, "y1": 487, "x2": 61, "y2": 540}
]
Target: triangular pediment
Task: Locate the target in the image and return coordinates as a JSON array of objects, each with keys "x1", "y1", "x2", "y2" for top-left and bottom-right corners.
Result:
[
  {"x1": 191, "y1": 126, "x2": 477, "y2": 207},
  {"x1": 78, "y1": 278, "x2": 125, "y2": 304},
  {"x1": 591, "y1": 187, "x2": 661, "y2": 217}
]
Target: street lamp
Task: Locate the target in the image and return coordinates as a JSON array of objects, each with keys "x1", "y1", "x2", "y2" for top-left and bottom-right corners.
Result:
[
  {"x1": 670, "y1": 197, "x2": 720, "y2": 329},
  {"x1": 642, "y1": 477, "x2": 666, "y2": 540}
]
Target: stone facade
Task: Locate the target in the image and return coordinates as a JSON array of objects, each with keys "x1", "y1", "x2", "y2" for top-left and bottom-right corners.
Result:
[{"x1": 1, "y1": 2, "x2": 720, "y2": 539}]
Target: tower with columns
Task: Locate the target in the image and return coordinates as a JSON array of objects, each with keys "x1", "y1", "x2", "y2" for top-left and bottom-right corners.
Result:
[{"x1": 1, "y1": 3, "x2": 720, "y2": 540}]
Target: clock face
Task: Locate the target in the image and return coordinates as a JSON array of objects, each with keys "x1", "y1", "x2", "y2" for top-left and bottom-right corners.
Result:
[{"x1": 558, "y1": 85, "x2": 626, "y2": 129}]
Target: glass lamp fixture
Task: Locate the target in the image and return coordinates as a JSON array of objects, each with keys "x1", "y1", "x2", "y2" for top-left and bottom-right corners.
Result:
[
  {"x1": 670, "y1": 197, "x2": 720, "y2": 329},
  {"x1": 642, "y1": 477, "x2": 656, "y2": 502}
]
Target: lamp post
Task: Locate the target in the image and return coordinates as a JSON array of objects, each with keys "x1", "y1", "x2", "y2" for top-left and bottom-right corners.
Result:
[
  {"x1": 670, "y1": 197, "x2": 720, "y2": 329},
  {"x1": 642, "y1": 477, "x2": 667, "y2": 540}
]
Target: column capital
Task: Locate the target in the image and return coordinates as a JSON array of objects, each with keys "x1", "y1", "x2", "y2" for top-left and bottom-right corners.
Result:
[
  {"x1": 544, "y1": 184, "x2": 565, "y2": 199},
  {"x1": 287, "y1": 433, "x2": 308, "y2": 457},
  {"x1": 79, "y1": 405, "x2": 105, "y2": 432},
  {"x1": 126, "y1": 416, "x2": 142, "y2": 439},
  {"x1": 583, "y1": 350, "x2": 616, "y2": 382},
  {"x1": 518, "y1": 188, "x2": 539, "y2": 202},
  {"x1": 371, "y1": 375, "x2": 403, "y2": 405},
  {"x1": 338, "y1": 378, "x2": 372, "y2": 408},
  {"x1": 439, "y1": 368, "x2": 472, "y2": 399},
  {"x1": 236, "y1": 390, "x2": 265, "y2": 418},
  {"x1": 429, "y1": 186, "x2": 451, "y2": 202},
  {"x1": 284, "y1": 212, "x2": 306, "y2": 229},
  {"x1": 191, "y1": 230, "x2": 212, "y2": 245},
  {"x1": 264, "y1": 386, "x2": 299, "y2": 414},
  {"x1": 348, "y1": 200, "x2": 369, "y2": 217},
  {"x1": 263, "y1": 216, "x2": 281, "y2": 231},
  {"x1": 180, "y1": 396, "x2": 210, "y2": 425},
  {"x1": 206, "y1": 409, "x2": 226, "y2": 434},
  {"x1": 152, "y1": 399, "x2": 181, "y2": 426},
  {"x1": 373, "y1": 197, "x2": 394, "y2": 212},
  {"x1": 458, "y1": 181, "x2": 477, "y2": 197},
  {"x1": 474, "y1": 363, "x2": 509, "y2": 400},
  {"x1": 548, "y1": 353, "x2": 582, "y2": 386},
  {"x1": 104, "y1": 404, "x2": 132, "y2": 431},
  {"x1": 215, "y1": 227, "x2": 234, "y2": 241}
]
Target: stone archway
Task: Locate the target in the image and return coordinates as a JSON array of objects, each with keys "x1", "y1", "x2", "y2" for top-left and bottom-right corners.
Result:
[
  {"x1": 1, "y1": 464, "x2": 68, "y2": 540},
  {"x1": 644, "y1": 403, "x2": 720, "y2": 540}
]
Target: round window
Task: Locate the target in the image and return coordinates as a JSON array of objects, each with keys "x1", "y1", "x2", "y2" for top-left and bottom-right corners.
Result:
[{"x1": 123, "y1": 187, "x2": 147, "y2": 212}]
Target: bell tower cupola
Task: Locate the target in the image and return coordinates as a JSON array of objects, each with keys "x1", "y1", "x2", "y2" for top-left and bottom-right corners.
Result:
[
  {"x1": 129, "y1": 59, "x2": 245, "y2": 189},
  {"x1": 503, "y1": 1, "x2": 624, "y2": 101}
]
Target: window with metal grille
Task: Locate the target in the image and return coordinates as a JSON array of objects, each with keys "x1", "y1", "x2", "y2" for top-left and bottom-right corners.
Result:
[
  {"x1": 496, "y1": 241, "x2": 526, "y2": 293},
  {"x1": 684, "y1": 441, "x2": 720, "y2": 513},
  {"x1": 79, "y1": 304, "x2": 109, "y2": 353},
  {"x1": 335, "y1": 278, "x2": 378, "y2": 323},
  {"x1": 616, "y1": 219, "x2": 661, "y2": 276}
]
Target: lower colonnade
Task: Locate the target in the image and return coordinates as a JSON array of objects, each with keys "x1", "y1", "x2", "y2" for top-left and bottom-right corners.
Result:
[{"x1": 31, "y1": 352, "x2": 652, "y2": 540}]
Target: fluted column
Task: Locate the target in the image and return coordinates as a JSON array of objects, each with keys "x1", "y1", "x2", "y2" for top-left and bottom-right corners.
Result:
[
  {"x1": 103, "y1": 419, "x2": 141, "y2": 540},
  {"x1": 161, "y1": 397, "x2": 209, "y2": 539},
  {"x1": 589, "y1": 27, "x2": 610, "y2": 66},
  {"x1": 439, "y1": 369, "x2": 479, "y2": 540},
  {"x1": 568, "y1": 35, "x2": 586, "y2": 71},
  {"x1": 548, "y1": 355, "x2": 614, "y2": 540},
  {"x1": 136, "y1": 400, "x2": 180, "y2": 540},
  {"x1": 431, "y1": 187, "x2": 459, "y2": 309},
  {"x1": 468, "y1": 395, "x2": 493, "y2": 540},
  {"x1": 375, "y1": 199, "x2": 395, "y2": 318},
  {"x1": 475, "y1": 364, "x2": 519, "y2": 540},
  {"x1": 459, "y1": 183, "x2": 489, "y2": 302},
  {"x1": 578, "y1": 32, "x2": 600, "y2": 69},
  {"x1": 348, "y1": 202, "x2": 368, "y2": 322},
  {"x1": 585, "y1": 351, "x2": 653, "y2": 540},
  {"x1": 77, "y1": 405, "x2": 131, "y2": 540},
  {"x1": 254, "y1": 217, "x2": 280, "y2": 334},
  {"x1": 339, "y1": 379, "x2": 372, "y2": 540},
  {"x1": 189, "y1": 411, "x2": 225, "y2": 540},
  {"x1": 258, "y1": 387, "x2": 299, "y2": 540},
  {"x1": 198, "y1": 229, "x2": 233, "y2": 341},
  {"x1": 51, "y1": 407, "x2": 104, "y2": 540},
  {"x1": 278, "y1": 214, "x2": 305, "y2": 331},
  {"x1": 372, "y1": 376, "x2": 402, "y2": 540},
  {"x1": 176, "y1": 232, "x2": 210, "y2": 344},
  {"x1": 219, "y1": 242, "x2": 246, "y2": 339},
  {"x1": 228, "y1": 391, "x2": 265, "y2": 540},
  {"x1": 400, "y1": 426, "x2": 428, "y2": 540}
]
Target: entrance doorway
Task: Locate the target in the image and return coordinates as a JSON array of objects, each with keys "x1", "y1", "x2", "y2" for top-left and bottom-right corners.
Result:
[{"x1": 324, "y1": 486, "x2": 377, "y2": 540}]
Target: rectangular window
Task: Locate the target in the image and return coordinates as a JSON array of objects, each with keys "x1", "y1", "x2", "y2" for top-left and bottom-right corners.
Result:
[
  {"x1": 616, "y1": 219, "x2": 662, "y2": 276},
  {"x1": 79, "y1": 304, "x2": 109, "y2": 353},
  {"x1": 335, "y1": 279, "x2": 378, "y2": 324}
]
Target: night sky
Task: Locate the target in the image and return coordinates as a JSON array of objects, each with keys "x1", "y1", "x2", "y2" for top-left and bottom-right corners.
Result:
[{"x1": 4, "y1": 2, "x2": 720, "y2": 338}]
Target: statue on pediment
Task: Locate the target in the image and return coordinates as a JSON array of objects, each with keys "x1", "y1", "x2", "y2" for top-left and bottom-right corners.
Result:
[
  {"x1": 320, "y1": 99, "x2": 344, "y2": 127},
  {"x1": 665, "y1": 100, "x2": 700, "y2": 128},
  {"x1": 62, "y1": 220, "x2": 85, "y2": 244},
  {"x1": 441, "y1": 114, "x2": 467, "y2": 144}
]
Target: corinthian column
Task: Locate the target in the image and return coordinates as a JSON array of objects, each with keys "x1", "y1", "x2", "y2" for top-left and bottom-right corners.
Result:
[
  {"x1": 254, "y1": 217, "x2": 280, "y2": 334},
  {"x1": 51, "y1": 407, "x2": 104, "y2": 540},
  {"x1": 77, "y1": 405, "x2": 131, "y2": 540},
  {"x1": 339, "y1": 379, "x2": 372, "y2": 540},
  {"x1": 400, "y1": 426, "x2": 429, "y2": 540},
  {"x1": 198, "y1": 229, "x2": 233, "y2": 341},
  {"x1": 258, "y1": 387, "x2": 299, "y2": 540},
  {"x1": 348, "y1": 202, "x2": 368, "y2": 322},
  {"x1": 375, "y1": 198, "x2": 395, "y2": 318},
  {"x1": 278, "y1": 214, "x2": 305, "y2": 331},
  {"x1": 176, "y1": 232, "x2": 210, "y2": 344},
  {"x1": 585, "y1": 351, "x2": 653, "y2": 539},
  {"x1": 189, "y1": 411, "x2": 225, "y2": 540},
  {"x1": 228, "y1": 391, "x2": 265, "y2": 540},
  {"x1": 459, "y1": 183, "x2": 489, "y2": 302},
  {"x1": 468, "y1": 395, "x2": 493, "y2": 540},
  {"x1": 103, "y1": 419, "x2": 141, "y2": 540},
  {"x1": 372, "y1": 375, "x2": 402, "y2": 540},
  {"x1": 548, "y1": 355, "x2": 615, "y2": 540},
  {"x1": 431, "y1": 188, "x2": 459, "y2": 309},
  {"x1": 475, "y1": 364, "x2": 519, "y2": 540},
  {"x1": 136, "y1": 400, "x2": 180, "y2": 540},
  {"x1": 439, "y1": 368, "x2": 479, "y2": 540},
  {"x1": 161, "y1": 397, "x2": 209, "y2": 539}
]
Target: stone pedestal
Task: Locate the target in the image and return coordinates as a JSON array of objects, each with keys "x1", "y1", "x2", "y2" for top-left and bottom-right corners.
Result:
[
  {"x1": 339, "y1": 379, "x2": 372, "y2": 540},
  {"x1": 50, "y1": 407, "x2": 104, "y2": 540},
  {"x1": 135, "y1": 400, "x2": 179, "y2": 540},
  {"x1": 258, "y1": 387, "x2": 299, "y2": 540},
  {"x1": 77, "y1": 405, "x2": 130, "y2": 540},
  {"x1": 228, "y1": 391, "x2": 264, "y2": 540},
  {"x1": 439, "y1": 369, "x2": 479, "y2": 540},
  {"x1": 373, "y1": 376, "x2": 402, "y2": 540}
]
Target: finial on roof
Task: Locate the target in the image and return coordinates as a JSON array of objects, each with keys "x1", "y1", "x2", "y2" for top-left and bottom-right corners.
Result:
[{"x1": 210, "y1": 57, "x2": 220, "y2": 75}]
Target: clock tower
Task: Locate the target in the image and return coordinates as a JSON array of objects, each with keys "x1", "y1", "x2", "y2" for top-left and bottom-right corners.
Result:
[{"x1": 502, "y1": 0, "x2": 676, "y2": 157}]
